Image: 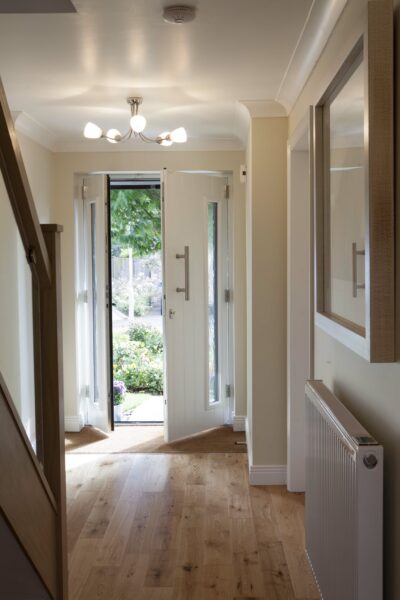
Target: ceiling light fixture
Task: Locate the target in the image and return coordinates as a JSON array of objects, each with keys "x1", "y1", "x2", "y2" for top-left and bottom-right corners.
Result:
[
  {"x1": 163, "y1": 5, "x2": 196, "y2": 24},
  {"x1": 83, "y1": 96, "x2": 188, "y2": 146}
]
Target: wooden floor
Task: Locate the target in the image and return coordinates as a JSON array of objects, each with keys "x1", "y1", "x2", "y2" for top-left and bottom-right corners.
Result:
[
  {"x1": 65, "y1": 425, "x2": 246, "y2": 454},
  {"x1": 67, "y1": 453, "x2": 320, "y2": 599}
]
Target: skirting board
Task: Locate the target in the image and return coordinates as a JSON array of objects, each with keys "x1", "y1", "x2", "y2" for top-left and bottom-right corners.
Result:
[
  {"x1": 233, "y1": 415, "x2": 246, "y2": 432},
  {"x1": 249, "y1": 464, "x2": 287, "y2": 486},
  {"x1": 64, "y1": 415, "x2": 83, "y2": 433}
]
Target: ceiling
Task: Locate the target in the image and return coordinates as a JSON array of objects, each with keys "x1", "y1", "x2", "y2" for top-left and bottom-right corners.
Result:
[{"x1": 0, "y1": 0, "x2": 346, "y2": 151}]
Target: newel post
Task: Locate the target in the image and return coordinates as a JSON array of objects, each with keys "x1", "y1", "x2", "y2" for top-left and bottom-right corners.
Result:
[{"x1": 40, "y1": 224, "x2": 68, "y2": 599}]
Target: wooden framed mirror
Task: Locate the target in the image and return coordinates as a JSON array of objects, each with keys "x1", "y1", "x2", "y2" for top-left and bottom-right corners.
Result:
[{"x1": 313, "y1": 0, "x2": 394, "y2": 362}]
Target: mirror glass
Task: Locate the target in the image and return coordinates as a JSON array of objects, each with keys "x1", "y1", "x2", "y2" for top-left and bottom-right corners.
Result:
[{"x1": 326, "y1": 59, "x2": 366, "y2": 332}]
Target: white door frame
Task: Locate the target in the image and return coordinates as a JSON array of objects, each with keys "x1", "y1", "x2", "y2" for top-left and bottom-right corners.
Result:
[
  {"x1": 74, "y1": 169, "x2": 235, "y2": 435},
  {"x1": 287, "y1": 110, "x2": 314, "y2": 492}
]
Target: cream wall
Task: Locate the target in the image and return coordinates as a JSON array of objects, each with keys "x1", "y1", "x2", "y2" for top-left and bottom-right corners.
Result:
[
  {"x1": 53, "y1": 150, "x2": 246, "y2": 425},
  {"x1": 289, "y1": 0, "x2": 400, "y2": 597},
  {"x1": 246, "y1": 117, "x2": 288, "y2": 469},
  {"x1": 18, "y1": 132, "x2": 55, "y2": 223}
]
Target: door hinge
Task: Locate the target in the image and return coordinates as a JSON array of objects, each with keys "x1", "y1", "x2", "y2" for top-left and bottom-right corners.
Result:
[
  {"x1": 224, "y1": 289, "x2": 231, "y2": 303},
  {"x1": 225, "y1": 384, "x2": 232, "y2": 398},
  {"x1": 82, "y1": 384, "x2": 90, "y2": 398},
  {"x1": 224, "y1": 184, "x2": 230, "y2": 199},
  {"x1": 79, "y1": 290, "x2": 88, "y2": 303},
  {"x1": 82, "y1": 182, "x2": 88, "y2": 200}
]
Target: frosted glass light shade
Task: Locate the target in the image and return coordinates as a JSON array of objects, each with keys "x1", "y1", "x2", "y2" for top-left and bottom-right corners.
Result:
[
  {"x1": 130, "y1": 114, "x2": 147, "y2": 133},
  {"x1": 84, "y1": 122, "x2": 103, "y2": 139},
  {"x1": 106, "y1": 128, "x2": 121, "y2": 143},
  {"x1": 170, "y1": 127, "x2": 187, "y2": 143}
]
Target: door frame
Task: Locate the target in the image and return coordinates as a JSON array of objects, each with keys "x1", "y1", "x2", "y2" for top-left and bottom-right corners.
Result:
[
  {"x1": 107, "y1": 175, "x2": 162, "y2": 428},
  {"x1": 75, "y1": 169, "x2": 235, "y2": 435}
]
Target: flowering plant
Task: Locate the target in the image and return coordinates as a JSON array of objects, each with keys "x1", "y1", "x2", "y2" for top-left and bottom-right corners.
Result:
[{"x1": 113, "y1": 379, "x2": 126, "y2": 405}]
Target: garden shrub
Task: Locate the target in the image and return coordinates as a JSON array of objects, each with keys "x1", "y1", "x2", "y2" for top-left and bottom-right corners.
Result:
[
  {"x1": 128, "y1": 323, "x2": 163, "y2": 354},
  {"x1": 113, "y1": 338, "x2": 163, "y2": 394}
]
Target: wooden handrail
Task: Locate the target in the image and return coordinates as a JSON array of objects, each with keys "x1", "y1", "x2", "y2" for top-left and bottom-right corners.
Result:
[{"x1": 0, "y1": 79, "x2": 51, "y2": 288}]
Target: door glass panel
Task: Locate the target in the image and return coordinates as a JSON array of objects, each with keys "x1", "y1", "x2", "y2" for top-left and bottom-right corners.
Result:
[
  {"x1": 0, "y1": 171, "x2": 37, "y2": 453},
  {"x1": 208, "y1": 202, "x2": 219, "y2": 404},
  {"x1": 90, "y1": 202, "x2": 99, "y2": 401}
]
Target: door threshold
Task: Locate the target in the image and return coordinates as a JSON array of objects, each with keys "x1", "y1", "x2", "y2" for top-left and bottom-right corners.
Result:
[{"x1": 115, "y1": 421, "x2": 164, "y2": 426}]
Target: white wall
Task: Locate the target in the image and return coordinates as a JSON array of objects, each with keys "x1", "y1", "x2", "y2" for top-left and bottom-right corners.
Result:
[
  {"x1": 246, "y1": 117, "x2": 288, "y2": 476},
  {"x1": 289, "y1": 0, "x2": 400, "y2": 597},
  {"x1": 53, "y1": 150, "x2": 246, "y2": 427}
]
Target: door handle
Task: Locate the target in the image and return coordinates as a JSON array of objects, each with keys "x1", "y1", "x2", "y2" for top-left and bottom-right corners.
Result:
[
  {"x1": 352, "y1": 242, "x2": 365, "y2": 298},
  {"x1": 176, "y1": 245, "x2": 190, "y2": 301}
]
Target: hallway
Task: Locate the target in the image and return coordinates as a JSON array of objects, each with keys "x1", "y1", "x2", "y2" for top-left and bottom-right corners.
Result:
[{"x1": 66, "y1": 451, "x2": 319, "y2": 599}]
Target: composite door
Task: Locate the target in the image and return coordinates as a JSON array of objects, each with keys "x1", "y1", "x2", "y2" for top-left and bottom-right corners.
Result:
[
  {"x1": 163, "y1": 171, "x2": 230, "y2": 442},
  {"x1": 76, "y1": 174, "x2": 112, "y2": 432}
]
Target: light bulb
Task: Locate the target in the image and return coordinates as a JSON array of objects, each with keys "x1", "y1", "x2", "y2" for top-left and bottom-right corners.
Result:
[
  {"x1": 106, "y1": 128, "x2": 122, "y2": 143},
  {"x1": 170, "y1": 127, "x2": 187, "y2": 143},
  {"x1": 130, "y1": 114, "x2": 147, "y2": 133},
  {"x1": 84, "y1": 122, "x2": 103, "y2": 139}
]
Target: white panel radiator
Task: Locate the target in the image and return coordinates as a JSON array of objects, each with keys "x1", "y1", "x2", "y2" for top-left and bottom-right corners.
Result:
[{"x1": 305, "y1": 380, "x2": 383, "y2": 600}]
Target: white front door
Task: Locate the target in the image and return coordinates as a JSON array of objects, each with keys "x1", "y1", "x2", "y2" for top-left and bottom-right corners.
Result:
[
  {"x1": 163, "y1": 171, "x2": 230, "y2": 442},
  {"x1": 76, "y1": 174, "x2": 111, "y2": 432}
]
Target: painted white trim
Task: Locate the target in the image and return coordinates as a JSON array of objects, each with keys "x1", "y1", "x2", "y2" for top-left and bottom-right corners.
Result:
[
  {"x1": 52, "y1": 137, "x2": 244, "y2": 153},
  {"x1": 245, "y1": 417, "x2": 253, "y2": 467},
  {"x1": 249, "y1": 464, "x2": 287, "y2": 486},
  {"x1": 315, "y1": 312, "x2": 369, "y2": 361},
  {"x1": 233, "y1": 414, "x2": 246, "y2": 432},
  {"x1": 64, "y1": 415, "x2": 83, "y2": 432},
  {"x1": 239, "y1": 99, "x2": 287, "y2": 118},
  {"x1": 13, "y1": 111, "x2": 57, "y2": 152},
  {"x1": 276, "y1": 0, "x2": 348, "y2": 111}
]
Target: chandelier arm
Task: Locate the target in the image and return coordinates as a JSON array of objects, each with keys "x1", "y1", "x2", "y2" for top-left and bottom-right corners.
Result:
[
  {"x1": 139, "y1": 132, "x2": 161, "y2": 144},
  {"x1": 102, "y1": 127, "x2": 132, "y2": 143}
]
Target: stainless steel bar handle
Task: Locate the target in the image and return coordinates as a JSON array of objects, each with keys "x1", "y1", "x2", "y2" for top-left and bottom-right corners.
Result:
[
  {"x1": 352, "y1": 242, "x2": 365, "y2": 298},
  {"x1": 176, "y1": 245, "x2": 189, "y2": 301}
]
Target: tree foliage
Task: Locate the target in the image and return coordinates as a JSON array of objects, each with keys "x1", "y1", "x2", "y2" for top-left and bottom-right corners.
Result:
[{"x1": 110, "y1": 188, "x2": 161, "y2": 257}]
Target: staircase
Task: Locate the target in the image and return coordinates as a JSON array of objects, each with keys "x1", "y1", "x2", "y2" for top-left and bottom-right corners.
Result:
[{"x1": 0, "y1": 80, "x2": 67, "y2": 598}]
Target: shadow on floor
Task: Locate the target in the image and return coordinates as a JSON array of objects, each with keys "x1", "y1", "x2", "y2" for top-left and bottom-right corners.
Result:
[{"x1": 65, "y1": 425, "x2": 247, "y2": 454}]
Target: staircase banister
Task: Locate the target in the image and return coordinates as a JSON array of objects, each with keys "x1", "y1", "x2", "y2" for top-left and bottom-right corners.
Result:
[{"x1": 0, "y1": 78, "x2": 51, "y2": 288}]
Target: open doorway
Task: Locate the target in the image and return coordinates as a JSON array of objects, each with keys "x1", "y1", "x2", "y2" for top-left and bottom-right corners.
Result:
[
  {"x1": 75, "y1": 170, "x2": 233, "y2": 443},
  {"x1": 108, "y1": 175, "x2": 164, "y2": 425}
]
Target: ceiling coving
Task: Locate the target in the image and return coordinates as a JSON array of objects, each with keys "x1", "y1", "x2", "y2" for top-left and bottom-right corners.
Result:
[{"x1": 84, "y1": 97, "x2": 187, "y2": 146}]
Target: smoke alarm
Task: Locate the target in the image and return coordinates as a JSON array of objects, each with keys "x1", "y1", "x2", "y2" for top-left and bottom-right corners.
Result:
[{"x1": 163, "y1": 5, "x2": 196, "y2": 24}]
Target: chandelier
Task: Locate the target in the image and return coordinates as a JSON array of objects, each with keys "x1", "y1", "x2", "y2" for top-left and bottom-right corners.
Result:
[{"x1": 83, "y1": 96, "x2": 187, "y2": 146}]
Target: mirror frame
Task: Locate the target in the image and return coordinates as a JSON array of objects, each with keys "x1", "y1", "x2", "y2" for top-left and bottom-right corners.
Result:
[{"x1": 313, "y1": 0, "x2": 394, "y2": 363}]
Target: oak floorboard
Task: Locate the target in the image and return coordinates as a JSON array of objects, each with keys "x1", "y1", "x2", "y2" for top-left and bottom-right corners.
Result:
[
  {"x1": 77, "y1": 566, "x2": 118, "y2": 600},
  {"x1": 67, "y1": 452, "x2": 320, "y2": 600}
]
